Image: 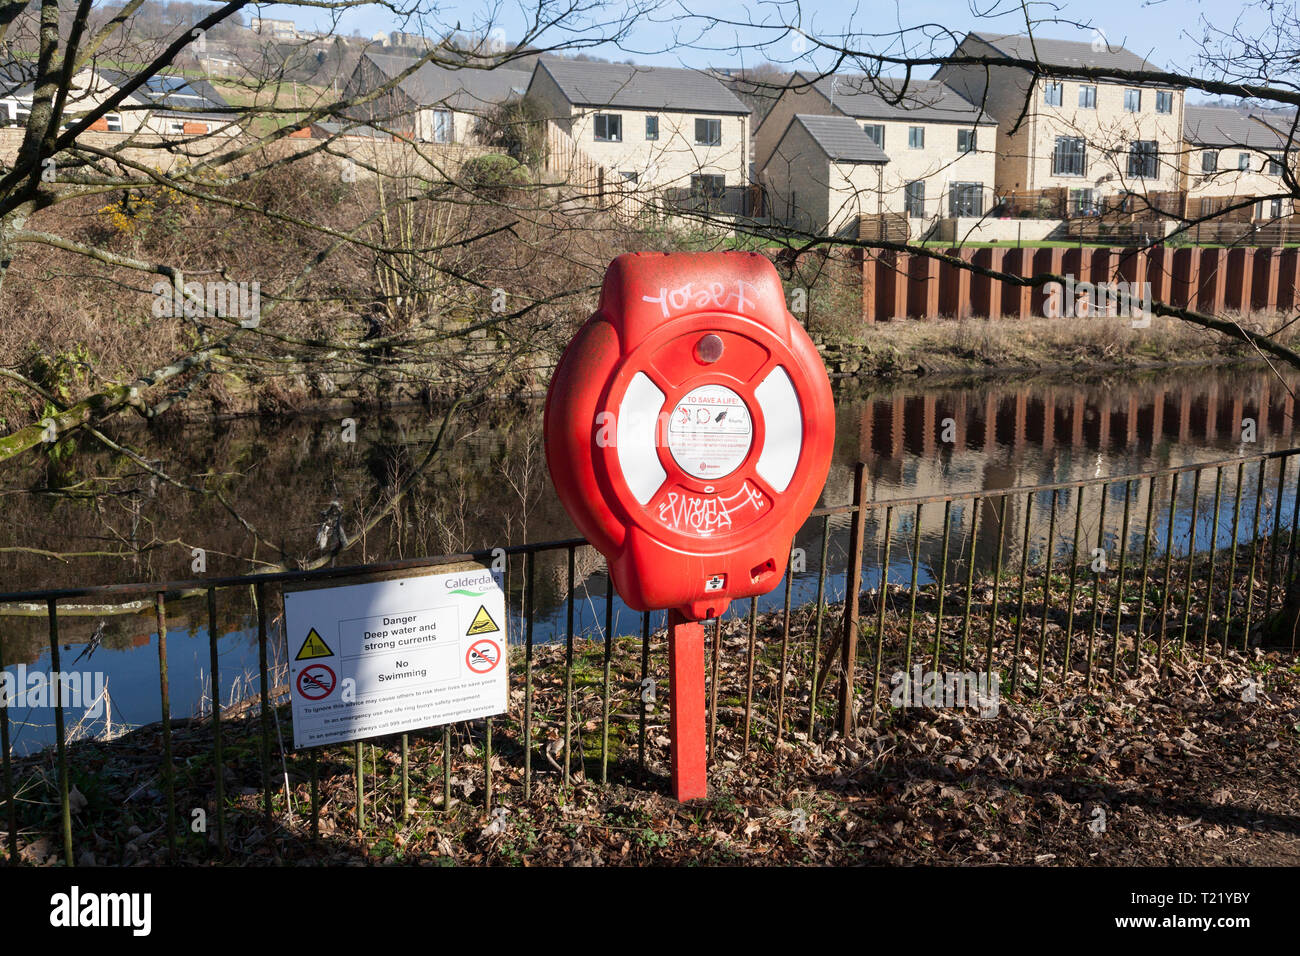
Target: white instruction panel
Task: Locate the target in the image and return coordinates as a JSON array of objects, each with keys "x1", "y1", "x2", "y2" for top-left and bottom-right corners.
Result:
[
  {"x1": 284, "y1": 566, "x2": 507, "y2": 749},
  {"x1": 667, "y1": 384, "x2": 753, "y2": 479}
]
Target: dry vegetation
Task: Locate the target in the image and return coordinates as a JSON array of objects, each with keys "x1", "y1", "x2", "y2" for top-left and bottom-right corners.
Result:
[
  {"x1": 6, "y1": 593, "x2": 1298, "y2": 867},
  {"x1": 0, "y1": 155, "x2": 691, "y2": 431}
]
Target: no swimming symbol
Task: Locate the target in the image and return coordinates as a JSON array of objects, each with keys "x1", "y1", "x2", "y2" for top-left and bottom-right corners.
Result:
[{"x1": 466, "y1": 639, "x2": 500, "y2": 674}]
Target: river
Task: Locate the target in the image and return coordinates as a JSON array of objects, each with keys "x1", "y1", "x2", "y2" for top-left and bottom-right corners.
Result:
[{"x1": 1, "y1": 362, "x2": 1296, "y2": 753}]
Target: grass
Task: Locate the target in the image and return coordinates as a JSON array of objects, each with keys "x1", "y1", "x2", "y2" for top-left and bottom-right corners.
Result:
[{"x1": 208, "y1": 80, "x2": 332, "y2": 135}]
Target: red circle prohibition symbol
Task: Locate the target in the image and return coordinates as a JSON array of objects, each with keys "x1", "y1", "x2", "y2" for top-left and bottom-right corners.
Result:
[
  {"x1": 297, "y1": 663, "x2": 337, "y2": 700},
  {"x1": 466, "y1": 639, "x2": 501, "y2": 674}
]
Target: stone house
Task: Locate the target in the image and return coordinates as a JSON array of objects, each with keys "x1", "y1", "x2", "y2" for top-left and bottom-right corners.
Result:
[
  {"x1": 1182, "y1": 105, "x2": 1295, "y2": 221},
  {"x1": 525, "y1": 56, "x2": 751, "y2": 206},
  {"x1": 934, "y1": 33, "x2": 1185, "y2": 213},
  {"x1": 343, "y1": 52, "x2": 531, "y2": 144},
  {"x1": 755, "y1": 73, "x2": 997, "y2": 235}
]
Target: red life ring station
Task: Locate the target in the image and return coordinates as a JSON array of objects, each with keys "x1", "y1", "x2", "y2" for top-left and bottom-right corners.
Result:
[
  {"x1": 544, "y1": 251, "x2": 835, "y2": 800},
  {"x1": 545, "y1": 250, "x2": 835, "y2": 619}
]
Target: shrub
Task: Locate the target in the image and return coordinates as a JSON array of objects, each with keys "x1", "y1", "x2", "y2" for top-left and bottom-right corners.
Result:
[{"x1": 460, "y1": 154, "x2": 531, "y2": 194}]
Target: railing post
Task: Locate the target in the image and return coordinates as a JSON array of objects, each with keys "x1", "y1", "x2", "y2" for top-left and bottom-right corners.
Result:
[
  {"x1": 156, "y1": 592, "x2": 176, "y2": 861},
  {"x1": 255, "y1": 582, "x2": 272, "y2": 832},
  {"x1": 47, "y1": 599, "x2": 73, "y2": 867},
  {"x1": 0, "y1": 627, "x2": 15, "y2": 865},
  {"x1": 838, "y1": 463, "x2": 868, "y2": 736}
]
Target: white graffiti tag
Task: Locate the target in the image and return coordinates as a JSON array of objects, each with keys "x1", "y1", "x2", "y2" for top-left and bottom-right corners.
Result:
[
  {"x1": 641, "y1": 279, "x2": 759, "y2": 319},
  {"x1": 657, "y1": 481, "x2": 766, "y2": 533}
]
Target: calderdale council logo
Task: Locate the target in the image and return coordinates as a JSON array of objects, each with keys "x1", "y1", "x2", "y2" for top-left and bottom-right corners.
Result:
[{"x1": 49, "y1": 887, "x2": 151, "y2": 936}]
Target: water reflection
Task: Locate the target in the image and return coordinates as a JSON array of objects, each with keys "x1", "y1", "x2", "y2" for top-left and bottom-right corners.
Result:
[{"x1": 4, "y1": 363, "x2": 1297, "y2": 753}]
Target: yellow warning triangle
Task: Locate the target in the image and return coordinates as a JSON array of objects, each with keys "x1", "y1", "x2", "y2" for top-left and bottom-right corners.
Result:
[
  {"x1": 295, "y1": 627, "x2": 334, "y2": 661},
  {"x1": 466, "y1": 605, "x2": 499, "y2": 636}
]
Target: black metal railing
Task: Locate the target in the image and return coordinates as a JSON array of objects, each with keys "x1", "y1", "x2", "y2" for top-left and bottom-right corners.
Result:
[{"x1": 3, "y1": 447, "x2": 1300, "y2": 864}]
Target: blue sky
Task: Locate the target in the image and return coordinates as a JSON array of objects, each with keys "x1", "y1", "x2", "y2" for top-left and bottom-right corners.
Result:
[{"x1": 267, "y1": 0, "x2": 1262, "y2": 86}]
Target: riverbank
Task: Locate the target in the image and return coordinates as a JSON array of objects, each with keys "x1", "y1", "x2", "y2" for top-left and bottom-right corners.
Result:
[
  {"x1": 7, "y1": 582, "x2": 1299, "y2": 866},
  {"x1": 19, "y1": 312, "x2": 1289, "y2": 429},
  {"x1": 817, "y1": 313, "x2": 1300, "y2": 381}
]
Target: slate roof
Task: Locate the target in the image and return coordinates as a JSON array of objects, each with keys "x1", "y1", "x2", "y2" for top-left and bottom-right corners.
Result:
[
  {"x1": 964, "y1": 32, "x2": 1161, "y2": 76},
  {"x1": 100, "y1": 69, "x2": 231, "y2": 119},
  {"x1": 786, "y1": 114, "x2": 889, "y2": 163},
  {"x1": 800, "y1": 72, "x2": 995, "y2": 125},
  {"x1": 0, "y1": 60, "x2": 35, "y2": 99},
  {"x1": 1184, "y1": 105, "x2": 1289, "y2": 149},
  {"x1": 311, "y1": 120, "x2": 393, "y2": 140},
  {"x1": 533, "y1": 57, "x2": 750, "y2": 114},
  {"x1": 364, "y1": 52, "x2": 531, "y2": 111}
]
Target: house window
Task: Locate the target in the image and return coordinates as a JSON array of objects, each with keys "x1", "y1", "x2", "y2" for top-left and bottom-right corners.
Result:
[
  {"x1": 1267, "y1": 153, "x2": 1283, "y2": 175},
  {"x1": 904, "y1": 180, "x2": 925, "y2": 217},
  {"x1": 1201, "y1": 150, "x2": 1218, "y2": 174},
  {"x1": 432, "y1": 109, "x2": 452, "y2": 143},
  {"x1": 1052, "y1": 136, "x2": 1086, "y2": 176},
  {"x1": 619, "y1": 171, "x2": 638, "y2": 183},
  {"x1": 167, "y1": 121, "x2": 185, "y2": 134},
  {"x1": 105, "y1": 113, "x2": 122, "y2": 132},
  {"x1": 1069, "y1": 188, "x2": 1098, "y2": 217},
  {"x1": 1078, "y1": 85, "x2": 1096, "y2": 109},
  {"x1": 694, "y1": 117, "x2": 721, "y2": 146},
  {"x1": 908, "y1": 126, "x2": 924, "y2": 149},
  {"x1": 15, "y1": 109, "x2": 29, "y2": 126},
  {"x1": 1124, "y1": 88, "x2": 1141, "y2": 112},
  {"x1": 1127, "y1": 140, "x2": 1159, "y2": 178},
  {"x1": 949, "y1": 182, "x2": 984, "y2": 217},
  {"x1": 957, "y1": 128, "x2": 976, "y2": 153},
  {"x1": 1155, "y1": 90, "x2": 1173, "y2": 114},
  {"x1": 1263, "y1": 198, "x2": 1283, "y2": 219},
  {"x1": 1043, "y1": 81, "x2": 1063, "y2": 106},
  {"x1": 862, "y1": 123, "x2": 884, "y2": 149},
  {"x1": 1238, "y1": 152, "x2": 1251, "y2": 171},
  {"x1": 645, "y1": 115, "x2": 658, "y2": 140},
  {"x1": 690, "y1": 174, "x2": 726, "y2": 199},
  {"x1": 594, "y1": 113, "x2": 622, "y2": 142}
]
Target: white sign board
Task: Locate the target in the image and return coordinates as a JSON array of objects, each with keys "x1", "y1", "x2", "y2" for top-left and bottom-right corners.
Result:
[{"x1": 284, "y1": 566, "x2": 507, "y2": 749}]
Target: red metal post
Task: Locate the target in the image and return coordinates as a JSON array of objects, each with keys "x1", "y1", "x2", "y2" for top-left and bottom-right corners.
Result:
[{"x1": 667, "y1": 610, "x2": 708, "y2": 801}]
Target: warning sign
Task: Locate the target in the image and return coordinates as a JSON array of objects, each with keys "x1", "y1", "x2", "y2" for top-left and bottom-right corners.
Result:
[
  {"x1": 284, "y1": 566, "x2": 508, "y2": 749},
  {"x1": 295, "y1": 627, "x2": 334, "y2": 661},
  {"x1": 667, "y1": 384, "x2": 753, "y2": 479},
  {"x1": 466, "y1": 604, "x2": 499, "y2": 636},
  {"x1": 466, "y1": 638, "x2": 500, "y2": 673}
]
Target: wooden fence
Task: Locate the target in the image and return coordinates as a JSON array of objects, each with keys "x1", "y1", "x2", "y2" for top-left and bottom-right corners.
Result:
[
  {"x1": 993, "y1": 188, "x2": 1189, "y2": 222},
  {"x1": 858, "y1": 244, "x2": 1300, "y2": 322},
  {"x1": 857, "y1": 212, "x2": 911, "y2": 243},
  {"x1": 1176, "y1": 217, "x2": 1300, "y2": 246},
  {"x1": 541, "y1": 121, "x2": 642, "y2": 219}
]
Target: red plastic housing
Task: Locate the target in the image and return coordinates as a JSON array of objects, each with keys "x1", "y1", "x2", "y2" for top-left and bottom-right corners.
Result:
[{"x1": 544, "y1": 251, "x2": 835, "y2": 620}]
